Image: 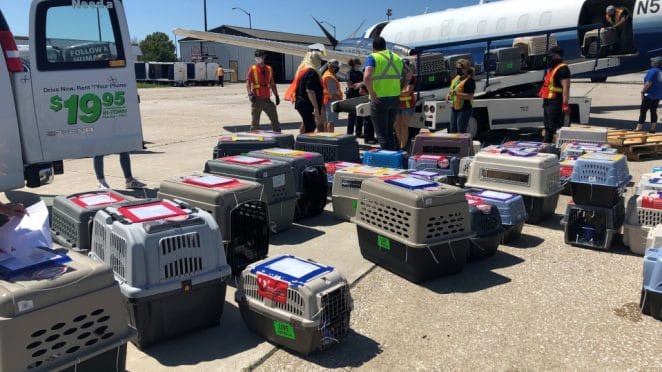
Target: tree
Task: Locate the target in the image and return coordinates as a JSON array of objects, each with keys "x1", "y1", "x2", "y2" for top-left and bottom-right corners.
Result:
[{"x1": 139, "y1": 32, "x2": 177, "y2": 62}]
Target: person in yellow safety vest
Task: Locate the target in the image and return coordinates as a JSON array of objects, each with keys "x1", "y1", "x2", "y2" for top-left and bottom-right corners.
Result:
[
  {"x1": 538, "y1": 46, "x2": 571, "y2": 143},
  {"x1": 364, "y1": 37, "x2": 411, "y2": 150},
  {"x1": 216, "y1": 65, "x2": 224, "y2": 87},
  {"x1": 605, "y1": 5, "x2": 632, "y2": 53},
  {"x1": 245, "y1": 50, "x2": 281, "y2": 132},
  {"x1": 394, "y1": 58, "x2": 417, "y2": 150},
  {"x1": 321, "y1": 59, "x2": 343, "y2": 133},
  {"x1": 445, "y1": 58, "x2": 476, "y2": 134}
]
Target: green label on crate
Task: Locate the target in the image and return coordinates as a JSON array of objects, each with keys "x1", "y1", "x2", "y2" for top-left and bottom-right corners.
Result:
[
  {"x1": 352, "y1": 200, "x2": 358, "y2": 209},
  {"x1": 273, "y1": 321, "x2": 296, "y2": 340},
  {"x1": 377, "y1": 235, "x2": 391, "y2": 251}
]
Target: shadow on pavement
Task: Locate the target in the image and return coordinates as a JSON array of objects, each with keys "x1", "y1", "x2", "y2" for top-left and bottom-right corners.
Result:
[
  {"x1": 587, "y1": 117, "x2": 635, "y2": 130},
  {"x1": 295, "y1": 210, "x2": 344, "y2": 228},
  {"x1": 120, "y1": 188, "x2": 160, "y2": 199},
  {"x1": 269, "y1": 224, "x2": 325, "y2": 246},
  {"x1": 142, "y1": 301, "x2": 264, "y2": 366},
  {"x1": 591, "y1": 104, "x2": 640, "y2": 113},
  {"x1": 501, "y1": 233, "x2": 545, "y2": 249},
  {"x1": 536, "y1": 213, "x2": 565, "y2": 232},
  {"x1": 423, "y1": 250, "x2": 523, "y2": 294},
  {"x1": 285, "y1": 329, "x2": 382, "y2": 369},
  {"x1": 222, "y1": 121, "x2": 303, "y2": 132}
]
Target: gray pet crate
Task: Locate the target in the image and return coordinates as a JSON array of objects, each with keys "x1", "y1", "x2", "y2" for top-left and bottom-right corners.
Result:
[
  {"x1": 294, "y1": 133, "x2": 360, "y2": 163},
  {"x1": 90, "y1": 199, "x2": 231, "y2": 349},
  {"x1": 158, "y1": 173, "x2": 269, "y2": 274},
  {"x1": 205, "y1": 155, "x2": 298, "y2": 233},
  {"x1": 0, "y1": 251, "x2": 135, "y2": 371}
]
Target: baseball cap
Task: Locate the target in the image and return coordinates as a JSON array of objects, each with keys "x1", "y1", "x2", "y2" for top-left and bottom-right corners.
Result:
[
  {"x1": 651, "y1": 56, "x2": 662, "y2": 66},
  {"x1": 327, "y1": 59, "x2": 340, "y2": 68},
  {"x1": 606, "y1": 5, "x2": 616, "y2": 14},
  {"x1": 254, "y1": 49, "x2": 267, "y2": 57},
  {"x1": 548, "y1": 46, "x2": 564, "y2": 57}
]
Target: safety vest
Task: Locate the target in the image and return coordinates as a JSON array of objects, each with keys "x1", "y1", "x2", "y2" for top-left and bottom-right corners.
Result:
[
  {"x1": 249, "y1": 64, "x2": 272, "y2": 99},
  {"x1": 449, "y1": 75, "x2": 474, "y2": 110},
  {"x1": 605, "y1": 7, "x2": 626, "y2": 27},
  {"x1": 399, "y1": 78, "x2": 416, "y2": 109},
  {"x1": 371, "y1": 50, "x2": 403, "y2": 98},
  {"x1": 216, "y1": 67, "x2": 224, "y2": 77},
  {"x1": 322, "y1": 70, "x2": 343, "y2": 105},
  {"x1": 284, "y1": 67, "x2": 314, "y2": 102},
  {"x1": 538, "y1": 63, "x2": 568, "y2": 100}
]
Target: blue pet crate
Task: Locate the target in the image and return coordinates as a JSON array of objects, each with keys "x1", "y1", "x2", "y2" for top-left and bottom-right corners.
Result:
[
  {"x1": 569, "y1": 153, "x2": 631, "y2": 207},
  {"x1": 640, "y1": 247, "x2": 662, "y2": 321},
  {"x1": 464, "y1": 188, "x2": 527, "y2": 243},
  {"x1": 362, "y1": 150, "x2": 405, "y2": 169},
  {"x1": 465, "y1": 197, "x2": 503, "y2": 261}
]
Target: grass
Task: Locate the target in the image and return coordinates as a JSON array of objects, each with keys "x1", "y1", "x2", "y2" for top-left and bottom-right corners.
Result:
[{"x1": 137, "y1": 82, "x2": 163, "y2": 88}]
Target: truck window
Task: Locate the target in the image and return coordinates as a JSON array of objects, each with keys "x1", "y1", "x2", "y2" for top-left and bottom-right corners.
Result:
[{"x1": 35, "y1": 0, "x2": 125, "y2": 70}]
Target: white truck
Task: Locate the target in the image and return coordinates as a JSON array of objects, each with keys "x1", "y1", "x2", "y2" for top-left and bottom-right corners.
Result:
[{"x1": 1, "y1": 0, "x2": 143, "y2": 191}]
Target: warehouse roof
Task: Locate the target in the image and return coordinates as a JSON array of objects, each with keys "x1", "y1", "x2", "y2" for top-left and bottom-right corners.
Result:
[{"x1": 180, "y1": 25, "x2": 332, "y2": 46}]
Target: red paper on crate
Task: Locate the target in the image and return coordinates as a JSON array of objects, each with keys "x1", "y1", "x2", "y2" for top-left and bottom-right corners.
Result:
[
  {"x1": 183, "y1": 175, "x2": 241, "y2": 188},
  {"x1": 70, "y1": 192, "x2": 124, "y2": 207},
  {"x1": 117, "y1": 201, "x2": 188, "y2": 223},
  {"x1": 642, "y1": 193, "x2": 662, "y2": 210},
  {"x1": 325, "y1": 161, "x2": 358, "y2": 174},
  {"x1": 257, "y1": 274, "x2": 288, "y2": 304}
]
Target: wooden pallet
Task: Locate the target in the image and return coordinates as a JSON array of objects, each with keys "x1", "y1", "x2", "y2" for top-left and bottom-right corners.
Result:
[{"x1": 607, "y1": 130, "x2": 662, "y2": 160}]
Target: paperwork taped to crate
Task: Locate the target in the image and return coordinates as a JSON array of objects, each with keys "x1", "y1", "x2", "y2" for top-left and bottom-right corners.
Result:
[{"x1": 0, "y1": 201, "x2": 53, "y2": 254}]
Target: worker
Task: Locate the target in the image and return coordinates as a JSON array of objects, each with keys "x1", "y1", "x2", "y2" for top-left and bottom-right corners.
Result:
[
  {"x1": 246, "y1": 50, "x2": 281, "y2": 132},
  {"x1": 358, "y1": 83, "x2": 378, "y2": 144},
  {"x1": 216, "y1": 65, "x2": 224, "y2": 87},
  {"x1": 285, "y1": 50, "x2": 323, "y2": 134},
  {"x1": 634, "y1": 56, "x2": 662, "y2": 133},
  {"x1": 364, "y1": 37, "x2": 410, "y2": 150},
  {"x1": 538, "y1": 46, "x2": 571, "y2": 143},
  {"x1": 94, "y1": 153, "x2": 146, "y2": 189},
  {"x1": 445, "y1": 58, "x2": 475, "y2": 134},
  {"x1": 346, "y1": 58, "x2": 364, "y2": 137},
  {"x1": 605, "y1": 5, "x2": 632, "y2": 53},
  {"x1": 394, "y1": 59, "x2": 417, "y2": 150},
  {"x1": 0, "y1": 202, "x2": 26, "y2": 218},
  {"x1": 321, "y1": 59, "x2": 343, "y2": 133}
]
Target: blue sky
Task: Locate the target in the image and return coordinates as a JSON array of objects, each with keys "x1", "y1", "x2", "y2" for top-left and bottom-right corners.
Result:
[{"x1": 1, "y1": 0, "x2": 475, "y2": 41}]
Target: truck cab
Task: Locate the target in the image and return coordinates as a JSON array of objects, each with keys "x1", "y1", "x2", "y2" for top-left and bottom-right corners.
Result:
[{"x1": 0, "y1": 0, "x2": 143, "y2": 191}]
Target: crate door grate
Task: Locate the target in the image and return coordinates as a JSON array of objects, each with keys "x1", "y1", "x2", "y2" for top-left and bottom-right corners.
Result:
[
  {"x1": 229, "y1": 201, "x2": 269, "y2": 273},
  {"x1": 546, "y1": 172, "x2": 560, "y2": 194},
  {"x1": 109, "y1": 232, "x2": 127, "y2": 280},
  {"x1": 567, "y1": 208, "x2": 609, "y2": 247},
  {"x1": 577, "y1": 163, "x2": 609, "y2": 184},
  {"x1": 427, "y1": 212, "x2": 466, "y2": 239},
  {"x1": 319, "y1": 285, "x2": 351, "y2": 348},
  {"x1": 243, "y1": 274, "x2": 305, "y2": 316},
  {"x1": 638, "y1": 208, "x2": 662, "y2": 227},
  {"x1": 159, "y1": 233, "x2": 204, "y2": 282},
  {"x1": 271, "y1": 182, "x2": 289, "y2": 203},
  {"x1": 25, "y1": 308, "x2": 115, "y2": 370},
  {"x1": 92, "y1": 220, "x2": 107, "y2": 261},
  {"x1": 52, "y1": 211, "x2": 78, "y2": 246},
  {"x1": 357, "y1": 197, "x2": 412, "y2": 239}
]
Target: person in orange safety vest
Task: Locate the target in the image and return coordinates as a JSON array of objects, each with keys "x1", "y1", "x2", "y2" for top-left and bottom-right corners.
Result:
[
  {"x1": 321, "y1": 59, "x2": 343, "y2": 132},
  {"x1": 246, "y1": 50, "x2": 281, "y2": 132},
  {"x1": 538, "y1": 46, "x2": 571, "y2": 143}
]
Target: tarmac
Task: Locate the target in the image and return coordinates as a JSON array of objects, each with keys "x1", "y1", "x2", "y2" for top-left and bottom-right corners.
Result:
[{"x1": 3, "y1": 72, "x2": 661, "y2": 371}]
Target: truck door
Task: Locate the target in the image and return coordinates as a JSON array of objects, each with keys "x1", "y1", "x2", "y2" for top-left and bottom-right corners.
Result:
[
  {"x1": 0, "y1": 11, "x2": 25, "y2": 190},
  {"x1": 27, "y1": 0, "x2": 142, "y2": 162}
]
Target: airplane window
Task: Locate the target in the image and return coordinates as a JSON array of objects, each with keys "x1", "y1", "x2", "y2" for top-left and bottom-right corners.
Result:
[
  {"x1": 496, "y1": 17, "x2": 507, "y2": 32},
  {"x1": 539, "y1": 12, "x2": 552, "y2": 27},
  {"x1": 395, "y1": 32, "x2": 403, "y2": 44},
  {"x1": 422, "y1": 27, "x2": 431, "y2": 42},
  {"x1": 477, "y1": 20, "x2": 487, "y2": 34},
  {"x1": 408, "y1": 30, "x2": 417, "y2": 43},
  {"x1": 440, "y1": 20, "x2": 454, "y2": 38},
  {"x1": 518, "y1": 14, "x2": 529, "y2": 29},
  {"x1": 457, "y1": 22, "x2": 468, "y2": 36}
]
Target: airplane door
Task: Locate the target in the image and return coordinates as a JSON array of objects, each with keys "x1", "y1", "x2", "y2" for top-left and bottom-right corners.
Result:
[{"x1": 27, "y1": 0, "x2": 143, "y2": 163}]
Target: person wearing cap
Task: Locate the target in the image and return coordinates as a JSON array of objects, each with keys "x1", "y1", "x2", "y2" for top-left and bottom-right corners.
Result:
[
  {"x1": 364, "y1": 37, "x2": 411, "y2": 150},
  {"x1": 538, "y1": 46, "x2": 571, "y2": 143},
  {"x1": 605, "y1": 5, "x2": 632, "y2": 53},
  {"x1": 634, "y1": 56, "x2": 662, "y2": 133},
  {"x1": 246, "y1": 50, "x2": 281, "y2": 132},
  {"x1": 321, "y1": 59, "x2": 344, "y2": 132},
  {"x1": 394, "y1": 58, "x2": 417, "y2": 150}
]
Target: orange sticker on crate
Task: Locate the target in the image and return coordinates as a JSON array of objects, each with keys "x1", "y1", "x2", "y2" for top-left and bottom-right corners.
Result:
[{"x1": 257, "y1": 274, "x2": 288, "y2": 304}]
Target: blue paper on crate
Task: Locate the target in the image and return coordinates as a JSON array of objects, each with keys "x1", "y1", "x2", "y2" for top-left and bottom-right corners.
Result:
[
  {"x1": 252, "y1": 255, "x2": 333, "y2": 287},
  {"x1": 385, "y1": 177, "x2": 437, "y2": 190},
  {"x1": 0, "y1": 246, "x2": 70, "y2": 278}
]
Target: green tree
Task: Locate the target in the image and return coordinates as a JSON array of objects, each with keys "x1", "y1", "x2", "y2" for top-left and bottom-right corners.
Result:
[{"x1": 139, "y1": 32, "x2": 177, "y2": 62}]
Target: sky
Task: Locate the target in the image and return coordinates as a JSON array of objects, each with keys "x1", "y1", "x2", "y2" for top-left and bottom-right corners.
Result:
[{"x1": 1, "y1": 0, "x2": 476, "y2": 41}]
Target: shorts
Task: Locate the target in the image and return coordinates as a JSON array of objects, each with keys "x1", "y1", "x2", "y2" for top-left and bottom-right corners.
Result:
[{"x1": 325, "y1": 102, "x2": 339, "y2": 123}]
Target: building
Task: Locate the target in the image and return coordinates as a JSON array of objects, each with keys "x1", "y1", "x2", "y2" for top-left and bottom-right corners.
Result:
[{"x1": 178, "y1": 25, "x2": 331, "y2": 83}]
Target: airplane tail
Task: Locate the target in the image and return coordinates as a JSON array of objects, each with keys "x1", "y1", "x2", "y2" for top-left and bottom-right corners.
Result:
[{"x1": 313, "y1": 16, "x2": 338, "y2": 49}]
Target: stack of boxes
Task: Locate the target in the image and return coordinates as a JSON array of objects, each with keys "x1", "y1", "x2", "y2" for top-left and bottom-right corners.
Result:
[
  {"x1": 352, "y1": 176, "x2": 470, "y2": 283},
  {"x1": 565, "y1": 153, "x2": 630, "y2": 250},
  {"x1": 90, "y1": 199, "x2": 232, "y2": 348}
]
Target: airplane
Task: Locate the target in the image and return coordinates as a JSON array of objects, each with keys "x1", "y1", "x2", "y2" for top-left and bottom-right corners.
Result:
[{"x1": 174, "y1": 0, "x2": 662, "y2": 84}]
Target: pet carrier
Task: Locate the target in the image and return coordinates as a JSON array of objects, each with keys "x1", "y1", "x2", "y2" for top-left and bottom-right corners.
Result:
[
  {"x1": 562, "y1": 197, "x2": 625, "y2": 250},
  {"x1": 487, "y1": 47, "x2": 522, "y2": 75},
  {"x1": 212, "y1": 135, "x2": 278, "y2": 159},
  {"x1": 636, "y1": 173, "x2": 662, "y2": 195},
  {"x1": 559, "y1": 142, "x2": 615, "y2": 160},
  {"x1": 90, "y1": 199, "x2": 231, "y2": 349},
  {"x1": 204, "y1": 155, "x2": 297, "y2": 233},
  {"x1": 158, "y1": 174, "x2": 269, "y2": 274},
  {"x1": 623, "y1": 192, "x2": 662, "y2": 255},
  {"x1": 555, "y1": 126, "x2": 608, "y2": 147},
  {"x1": 248, "y1": 148, "x2": 328, "y2": 219},
  {"x1": 569, "y1": 153, "x2": 631, "y2": 207},
  {"x1": 583, "y1": 27, "x2": 618, "y2": 57},
  {"x1": 237, "y1": 255, "x2": 353, "y2": 355},
  {"x1": 646, "y1": 225, "x2": 662, "y2": 251},
  {"x1": 51, "y1": 191, "x2": 136, "y2": 252},
  {"x1": 352, "y1": 177, "x2": 470, "y2": 283},
  {"x1": 464, "y1": 188, "x2": 527, "y2": 243},
  {"x1": 407, "y1": 154, "x2": 460, "y2": 177},
  {"x1": 236, "y1": 130, "x2": 295, "y2": 149},
  {"x1": 500, "y1": 141, "x2": 557, "y2": 154},
  {"x1": 465, "y1": 196, "x2": 503, "y2": 261},
  {"x1": 325, "y1": 161, "x2": 361, "y2": 193},
  {"x1": 294, "y1": 133, "x2": 360, "y2": 163},
  {"x1": 331, "y1": 166, "x2": 405, "y2": 221},
  {"x1": 640, "y1": 248, "x2": 662, "y2": 321},
  {"x1": 411, "y1": 132, "x2": 472, "y2": 158},
  {"x1": 0, "y1": 251, "x2": 134, "y2": 371},
  {"x1": 362, "y1": 149, "x2": 405, "y2": 169}
]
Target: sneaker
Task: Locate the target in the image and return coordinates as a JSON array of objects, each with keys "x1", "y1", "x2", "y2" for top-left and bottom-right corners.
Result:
[
  {"x1": 98, "y1": 179, "x2": 110, "y2": 189},
  {"x1": 125, "y1": 178, "x2": 146, "y2": 189}
]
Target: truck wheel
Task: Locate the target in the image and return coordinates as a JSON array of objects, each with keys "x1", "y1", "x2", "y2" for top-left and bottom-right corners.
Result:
[{"x1": 590, "y1": 76, "x2": 607, "y2": 83}]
